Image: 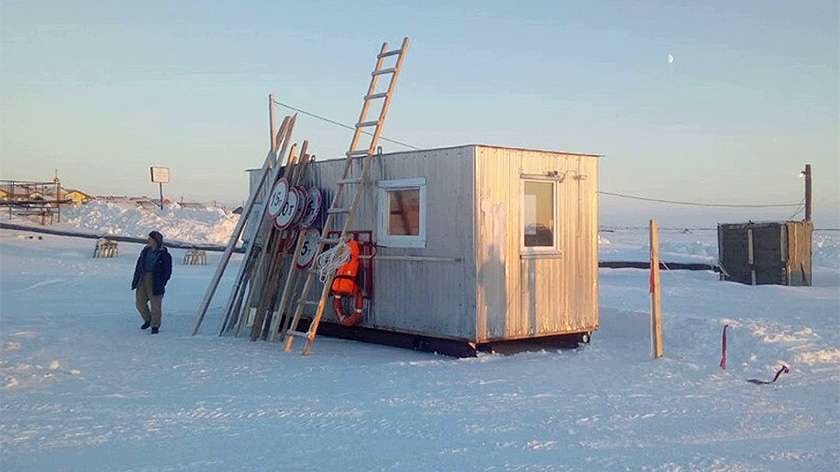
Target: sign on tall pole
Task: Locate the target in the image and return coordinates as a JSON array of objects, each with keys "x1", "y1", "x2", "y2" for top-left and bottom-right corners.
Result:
[{"x1": 150, "y1": 166, "x2": 170, "y2": 211}]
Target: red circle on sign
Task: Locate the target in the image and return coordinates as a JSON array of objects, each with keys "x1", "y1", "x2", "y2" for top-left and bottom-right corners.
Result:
[
  {"x1": 296, "y1": 228, "x2": 321, "y2": 269},
  {"x1": 273, "y1": 187, "x2": 299, "y2": 230},
  {"x1": 301, "y1": 187, "x2": 322, "y2": 228},
  {"x1": 266, "y1": 178, "x2": 289, "y2": 219},
  {"x1": 290, "y1": 186, "x2": 307, "y2": 228}
]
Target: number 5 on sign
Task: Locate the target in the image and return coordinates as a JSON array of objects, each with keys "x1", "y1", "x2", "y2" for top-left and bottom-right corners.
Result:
[
  {"x1": 296, "y1": 228, "x2": 320, "y2": 269},
  {"x1": 266, "y1": 178, "x2": 289, "y2": 219}
]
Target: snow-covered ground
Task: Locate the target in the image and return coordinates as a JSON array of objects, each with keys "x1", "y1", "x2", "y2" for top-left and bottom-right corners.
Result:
[{"x1": 1, "y1": 220, "x2": 838, "y2": 471}]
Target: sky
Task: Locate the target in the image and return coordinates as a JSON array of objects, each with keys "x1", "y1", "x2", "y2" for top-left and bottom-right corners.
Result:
[{"x1": 1, "y1": 0, "x2": 838, "y2": 227}]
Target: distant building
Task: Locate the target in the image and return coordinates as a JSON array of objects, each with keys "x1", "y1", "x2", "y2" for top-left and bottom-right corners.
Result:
[{"x1": 63, "y1": 189, "x2": 95, "y2": 205}]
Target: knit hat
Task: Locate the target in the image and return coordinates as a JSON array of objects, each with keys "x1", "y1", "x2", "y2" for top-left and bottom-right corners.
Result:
[{"x1": 149, "y1": 231, "x2": 164, "y2": 248}]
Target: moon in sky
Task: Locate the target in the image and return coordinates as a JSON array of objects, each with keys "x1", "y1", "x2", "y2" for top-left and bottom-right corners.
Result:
[{"x1": 667, "y1": 54, "x2": 674, "y2": 64}]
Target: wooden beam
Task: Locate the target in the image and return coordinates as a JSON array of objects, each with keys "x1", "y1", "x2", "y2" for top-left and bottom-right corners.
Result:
[
  {"x1": 650, "y1": 219, "x2": 664, "y2": 359},
  {"x1": 191, "y1": 116, "x2": 292, "y2": 335}
]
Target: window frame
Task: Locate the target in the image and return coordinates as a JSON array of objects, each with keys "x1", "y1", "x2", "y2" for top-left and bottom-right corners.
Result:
[
  {"x1": 520, "y1": 175, "x2": 562, "y2": 258},
  {"x1": 377, "y1": 177, "x2": 427, "y2": 248}
]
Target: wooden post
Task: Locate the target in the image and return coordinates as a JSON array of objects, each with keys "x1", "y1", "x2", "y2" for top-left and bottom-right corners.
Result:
[
  {"x1": 650, "y1": 219, "x2": 664, "y2": 359},
  {"x1": 269, "y1": 94, "x2": 277, "y2": 153},
  {"x1": 747, "y1": 228, "x2": 756, "y2": 285},
  {"x1": 804, "y1": 164, "x2": 812, "y2": 222},
  {"x1": 54, "y1": 171, "x2": 61, "y2": 223}
]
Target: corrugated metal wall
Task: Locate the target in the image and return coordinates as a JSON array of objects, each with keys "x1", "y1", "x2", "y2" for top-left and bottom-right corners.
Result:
[
  {"x1": 474, "y1": 147, "x2": 599, "y2": 341},
  {"x1": 302, "y1": 146, "x2": 477, "y2": 340}
]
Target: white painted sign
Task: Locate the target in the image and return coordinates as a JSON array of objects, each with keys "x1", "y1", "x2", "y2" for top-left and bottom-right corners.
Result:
[
  {"x1": 301, "y1": 187, "x2": 322, "y2": 227},
  {"x1": 296, "y1": 228, "x2": 321, "y2": 269},
  {"x1": 273, "y1": 186, "x2": 300, "y2": 230},
  {"x1": 266, "y1": 178, "x2": 289, "y2": 219},
  {"x1": 150, "y1": 166, "x2": 170, "y2": 183}
]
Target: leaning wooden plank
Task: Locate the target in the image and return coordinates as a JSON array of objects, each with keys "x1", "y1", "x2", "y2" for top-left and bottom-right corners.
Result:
[
  {"x1": 235, "y1": 230, "x2": 278, "y2": 336},
  {"x1": 270, "y1": 228, "x2": 308, "y2": 342},
  {"x1": 217, "y1": 116, "x2": 298, "y2": 335},
  {"x1": 191, "y1": 115, "x2": 292, "y2": 335},
  {"x1": 218, "y1": 256, "x2": 254, "y2": 335},
  {"x1": 238, "y1": 142, "x2": 301, "y2": 337},
  {"x1": 235, "y1": 142, "x2": 298, "y2": 337},
  {"x1": 205, "y1": 113, "x2": 296, "y2": 336},
  {"x1": 252, "y1": 146, "x2": 312, "y2": 340}
]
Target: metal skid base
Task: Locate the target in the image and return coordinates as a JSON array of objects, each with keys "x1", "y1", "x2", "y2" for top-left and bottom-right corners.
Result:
[{"x1": 294, "y1": 319, "x2": 591, "y2": 358}]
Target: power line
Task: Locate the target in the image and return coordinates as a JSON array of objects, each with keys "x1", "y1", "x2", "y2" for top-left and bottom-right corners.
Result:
[
  {"x1": 599, "y1": 191, "x2": 801, "y2": 208},
  {"x1": 272, "y1": 100, "x2": 802, "y2": 210},
  {"x1": 785, "y1": 196, "x2": 807, "y2": 220},
  {"x1": 271, "y1": 99, "x2": 421, "y2": 150}
]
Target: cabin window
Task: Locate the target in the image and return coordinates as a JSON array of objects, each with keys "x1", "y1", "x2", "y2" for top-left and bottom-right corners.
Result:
[
  {"x1": 377, "y1": 178, "x2": 426, "y2": 248},
  {"x1": 521, "y1": 178, "x2": 559, "y2": 254}
]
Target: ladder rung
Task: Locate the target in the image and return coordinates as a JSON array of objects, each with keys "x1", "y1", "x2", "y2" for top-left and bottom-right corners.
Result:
[
  {"x1": 378, "y1": 49, "x2": 402, "y2": 58},
  {"x1": 328, "y1": 207, "x2": 351, "y2": 214},
  {"x1": 356, "y1": 121, "x2": 378, "y2": 128},
  {"x1": 287, "y1": 330, "x2": 309, "y2": 339},
  {"x1": 346, "y1": 149, "x2": 369, "y2": 157},
  {"x1": 319, "y1": 237, "x2": 340, "y2": 245},
  {"x1": 372, "y1": 68, "x2": 396, "y2": 76},
  {"x1": 301, "y1": 300, "x2": 319, "y2": 306},
  {"x1": 337, "y1": 177, "x2": 363, "y2": 185},
  {"x1": 364, "y1": 92, "x2": 388, "y2": 100}
]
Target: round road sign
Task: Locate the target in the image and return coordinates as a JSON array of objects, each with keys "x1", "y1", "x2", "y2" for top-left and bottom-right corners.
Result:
[{"x1": 266, "y1": 178, "x2": 289, "y2": 219}]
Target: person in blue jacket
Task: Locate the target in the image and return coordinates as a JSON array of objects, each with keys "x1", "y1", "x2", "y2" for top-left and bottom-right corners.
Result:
[{"x1": 132, "y1": 231, "x2": 172, "y2": 334}]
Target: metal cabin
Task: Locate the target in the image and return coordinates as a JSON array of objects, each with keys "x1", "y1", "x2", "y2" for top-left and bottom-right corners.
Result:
[{"x1": 297, "y1": 144, "x2": 599, "y2": 355}]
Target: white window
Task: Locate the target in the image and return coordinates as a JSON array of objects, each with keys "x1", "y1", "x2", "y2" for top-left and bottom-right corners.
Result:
[
  {"x1": 521, "y1": 177, "x2": 560, "y2": 256},
  {"x1": 378, "y1": 178, "x2": 426, "y2": 248}
]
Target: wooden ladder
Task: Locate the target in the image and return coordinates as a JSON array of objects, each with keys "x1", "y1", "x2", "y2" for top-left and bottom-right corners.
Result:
[{"x1": 281, "y1": 37, "x2": 409, "y2": 355}]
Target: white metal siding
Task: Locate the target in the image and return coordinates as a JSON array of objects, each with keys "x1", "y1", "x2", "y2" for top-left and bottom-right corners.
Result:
[
  {"x1": 474, "y1": 146, "x2": 599, "y2": 341},
  {"x1": 302, "y1": 146, "x2": 477, "y2": 340}
]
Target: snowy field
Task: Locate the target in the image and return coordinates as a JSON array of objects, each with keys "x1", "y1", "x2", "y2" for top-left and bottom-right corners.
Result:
[{"x1": 1, "y1": 211, "x2": 838, "y2": 471}]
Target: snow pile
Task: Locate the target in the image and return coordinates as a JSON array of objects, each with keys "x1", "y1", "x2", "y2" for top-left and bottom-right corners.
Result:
[
  {"x1": 814, "y1": 232, "x2": 840, "y2": 269},
  {"x1": 59, "y1": 201, "x2": 238, "y2": 244},
  {"x1": 599, "y1": 228, "x2": 840, "y2": 269},
  {"x1": 599, "y1": 228, "x2": 719, "y2": 264}
]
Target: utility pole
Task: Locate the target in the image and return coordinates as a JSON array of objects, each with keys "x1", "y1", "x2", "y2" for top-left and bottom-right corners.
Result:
[
  {"x1": 269, "y1": 94, "x2": 277, "y2": 153},
  {"x1": 803, "y1": 164, "x2": 812, "y2": 222},
  {"x1": 53, "y1": 169, "x2": 61, "y2": 223}
]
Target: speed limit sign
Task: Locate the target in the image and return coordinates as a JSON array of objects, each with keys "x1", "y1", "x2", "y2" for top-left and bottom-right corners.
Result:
[
  {"x1": 266, "y1": 178, "x2": 289, "y2": 219},
  {"x1": 301, "y1": 187, "x2": 322, "y2": 227},
  {"x1": 296, "y1": 228, "x2": 321, "y2": 269},
  {"x1": 273, "y1": 186, "x2": 299, "y2": 230},
  {"x1": 289, "y1": 186, "x2": 307, "y2": 228}
]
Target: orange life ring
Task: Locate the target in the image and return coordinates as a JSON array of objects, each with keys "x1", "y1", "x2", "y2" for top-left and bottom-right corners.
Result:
[
  {"x1": 331, "y1": 240, "x2": 364, "y2": 326},
  {"x1": 333, "y1": 286, "x2": 364, "y2": 326}
]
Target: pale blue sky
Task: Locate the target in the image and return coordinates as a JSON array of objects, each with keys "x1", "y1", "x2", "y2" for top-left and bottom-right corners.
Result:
[{"x1": 2, "y1": 1, "x2": 838, "y2": 227}]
